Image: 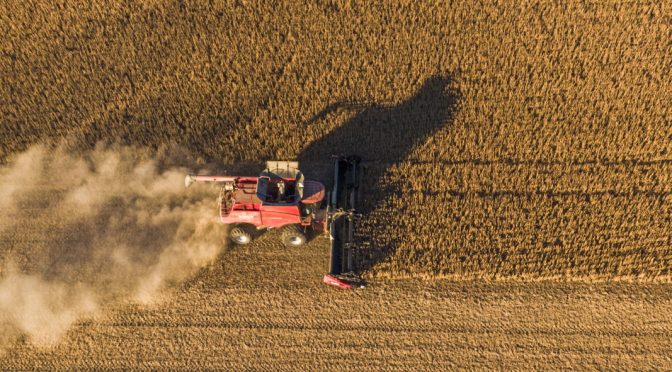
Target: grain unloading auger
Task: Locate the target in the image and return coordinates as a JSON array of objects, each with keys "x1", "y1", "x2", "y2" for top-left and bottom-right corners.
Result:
[{"x1": 185, "y1": 156, "x2": 364, "y2": 289}]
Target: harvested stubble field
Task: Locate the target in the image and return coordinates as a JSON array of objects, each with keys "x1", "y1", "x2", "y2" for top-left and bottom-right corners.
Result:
[{"x1": 1, "y1": 0, "x2": 672, "y2": 369}]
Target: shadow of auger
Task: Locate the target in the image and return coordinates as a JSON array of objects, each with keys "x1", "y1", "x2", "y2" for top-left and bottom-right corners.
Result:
[
  {"x1": 306, "y1": 101, "x2": 398, "y2": 126},
  {"x1": 298, "y1": 75, "x2": 461, "y2": 277}
]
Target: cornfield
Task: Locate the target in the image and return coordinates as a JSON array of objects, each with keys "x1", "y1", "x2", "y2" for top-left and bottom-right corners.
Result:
[
  {"x1": 1, "y1": 0, "x2": 672, "y2": 368},
  {"x1": 5, "y1": 0, "x2": 668, "y2": 280}
]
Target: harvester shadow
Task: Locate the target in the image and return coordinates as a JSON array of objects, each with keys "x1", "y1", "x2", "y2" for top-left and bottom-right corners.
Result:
[{"x1": 298, "y1": 75, "x2": 460, "y2": 275}]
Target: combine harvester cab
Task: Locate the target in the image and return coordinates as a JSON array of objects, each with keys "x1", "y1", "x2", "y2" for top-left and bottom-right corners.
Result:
[
  {"x1": 185, "y1": 161, "x2": 327, "y2": 247},
  {"x1": 324, "y1": 156, "x2": 365, "y2": 289}
]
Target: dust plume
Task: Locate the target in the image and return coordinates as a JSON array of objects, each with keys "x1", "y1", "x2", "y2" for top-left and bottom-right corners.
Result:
[{"x1": 0, "y1": 144, "x2": 224, "y2": 349}]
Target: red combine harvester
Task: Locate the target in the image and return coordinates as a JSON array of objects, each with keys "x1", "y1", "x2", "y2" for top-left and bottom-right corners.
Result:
[{"x1": 185, "y1": 157, "x2": 363, "y2": 289}]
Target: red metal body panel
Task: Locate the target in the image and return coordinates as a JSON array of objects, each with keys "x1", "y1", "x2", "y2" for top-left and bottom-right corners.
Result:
[
  {"x1": 322, "y1": 274, "x2": 352, "y2": 289},
  {"x1": 259, "y1": 204, "x2": 302, "y2": 227},
  {"x1": 220, "y1": 177, "x2": 262, "y2": 225},
  {"x1": 196, "y1": 173, "x2": 325, "y2": 229},
  {"x1": 301, "y1": 180, "x2": 326, "y2": 205},
  {"x1": 221, "y1": 210, "x2": 261, "y2": 225}
]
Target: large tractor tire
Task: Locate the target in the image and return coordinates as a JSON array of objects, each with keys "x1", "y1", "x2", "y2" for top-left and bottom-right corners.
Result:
[
  {"x1": 229, "y1": 225, "x2": 253, "y2": 245},
  {"x1": 281, "y1": 225, "x2": 307, "y2": 247}
]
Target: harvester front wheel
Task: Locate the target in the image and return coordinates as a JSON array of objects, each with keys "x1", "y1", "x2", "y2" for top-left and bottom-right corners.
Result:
[
  {"x1": 230, "y1": 226, "x2": 253, "y2": 245},
  {"x1": 281, "y1": 225, "x2": 307, "y2": 247}
]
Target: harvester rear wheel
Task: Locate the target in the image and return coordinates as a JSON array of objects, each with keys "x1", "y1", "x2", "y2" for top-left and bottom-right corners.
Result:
[
  {"x1": 281, "y1": 225, "x2": 307, "y2": 247},
  {"x1": 230, "y1": 226, "x2": 253, "y2": 245}
]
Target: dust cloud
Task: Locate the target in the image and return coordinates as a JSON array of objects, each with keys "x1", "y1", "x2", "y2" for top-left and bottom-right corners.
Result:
[{"x1": 0, "y1": 144, "x2": 224, "y2": 349}]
